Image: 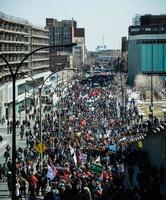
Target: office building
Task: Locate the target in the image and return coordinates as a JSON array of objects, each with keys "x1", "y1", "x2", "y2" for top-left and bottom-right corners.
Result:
[
  {"x1": 0, "y1": 12, "x2": 50, "y2": 121},
  {"x1": 128, "y1": 14, "x2": 166, "y2": 85},
  {"x1": 121, "y1": 37, "x2": 128, "y2": 72},
  {"x1": 46, "y1": 18, "x2": 75, "y2": 72},
  {"x1": 73, "y1": 28, "x2": 86, "y2": 71},
  {"x1": 46, "y1": 18, "x2": 86, "y2": 72}
]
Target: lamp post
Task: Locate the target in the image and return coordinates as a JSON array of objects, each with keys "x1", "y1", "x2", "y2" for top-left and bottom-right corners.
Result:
[
  {"x1": 0, "y1": 43, "x2": 77, "y2": 200},
  {"x1": 25, "y1": 83, "x2": 27, "y2": 121},
  {"x1": 23, "y1": 73, "x2": 62, "y2": 138},
  {"x1": 57, "y1": 80, "x2": 69, "y2": 138},
  {"x1": 43, "y1": 85, "x2": 57, "y2": 136},
  {"x1": 21, "y1": 70, "x2": 65, "y2": 161},
  {"x1": 24, "y1": 80, "x2": 36, "y2": 121},
  {"x1": 150, "y1": 45, "x2": 154, "y2": 123},
  {"x1": 150, "y1": 73, "x2": 154, "y2": 122},
  {"x1": 118, "y1": 59, "x2": 125, "y2": 119}
]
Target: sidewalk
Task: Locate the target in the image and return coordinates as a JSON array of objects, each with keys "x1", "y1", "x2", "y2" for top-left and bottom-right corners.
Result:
[
  {"x1": 0, "y1": 124, "x2": 7, "y2": 129},
  {"x1": 0, "y1": 141, "x2": 7, "y2": 155},
  {"x1": 0, "y1": 125, "x2": 9, "y2": 157}
]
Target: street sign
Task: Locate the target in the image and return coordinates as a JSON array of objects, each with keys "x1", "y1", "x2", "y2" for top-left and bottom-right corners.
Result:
[
  {"x1": 35, "y1": 143, "x2": 46, "y2": 153},
  {"x1": 49, "y1": 137, "x2": 56, "y2": 141},
  {"x1": 90, "y1": 163, "x2": 104, "y2": 175}
]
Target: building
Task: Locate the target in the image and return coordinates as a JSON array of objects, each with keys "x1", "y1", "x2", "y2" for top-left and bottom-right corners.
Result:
[
  {"x1": 121, "y1": 37, "x2": 128, "y2": 57},
  {"x1": 0, "y1": 12, "x2": 50, "y2": 121},
  {"x1": 46, "y1": 18, "x2": 75, "y2": 72},
  {"x1": 121, "y1": 37, "x2": 128, "y2": 72},
  {"x1": 46, "y1": 18, "x2": 86, "y2": 72},
  {"x1": 88, "y1": 49, "x2": 121, "y2": 68},
  {"x1": 128, "y1": 14, "x2": 166, "y2": 85},
  {"x1": 73, "y1": 28, "x2": 86, "y2": 72},
  {"x1": 30, "y1": 25, "x2": 49, "y2": 74}
]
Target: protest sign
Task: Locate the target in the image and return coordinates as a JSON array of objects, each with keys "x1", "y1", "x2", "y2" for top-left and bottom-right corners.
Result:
[{"x1": 90, "y1": 163, "x2": 103, "y2": 175}]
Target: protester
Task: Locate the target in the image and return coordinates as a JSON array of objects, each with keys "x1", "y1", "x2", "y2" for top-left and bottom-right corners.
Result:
[{"x1": 1, "y1": 72, "x2": 165, "y2": 199}]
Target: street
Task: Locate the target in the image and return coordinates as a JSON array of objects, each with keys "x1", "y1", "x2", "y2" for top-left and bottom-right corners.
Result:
[{"x1": 0, "y1": 73, "x2": 165, "y2": 200}]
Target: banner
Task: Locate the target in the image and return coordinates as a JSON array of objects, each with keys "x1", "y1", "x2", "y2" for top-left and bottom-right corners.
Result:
[
  {"x1": 80, "y1": 153, "x2": 87, "y2": 164},
  {"x1": 69, "y1": 145, "x2": 77, "y2": 166},
  {"x1": 47, "y1": 165, "x2": 56, "y2": 181},
  {"x1": 90, "y1": 163, "x2": 103, "y2": 175},
  {"x1": 89, "y1": 89, "x2": 100, "y2": 97},
  {"x1": 137, "y1": 140, "x2": 143, "y2": 148}
]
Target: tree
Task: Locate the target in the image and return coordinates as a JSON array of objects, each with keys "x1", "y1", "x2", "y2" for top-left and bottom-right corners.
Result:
[
  {"x1": 153, "y1": 76, "x2": 164, "y2": 100},
  {"x1": 134, "y1": 74, "x2": 163, "y2": 101}
]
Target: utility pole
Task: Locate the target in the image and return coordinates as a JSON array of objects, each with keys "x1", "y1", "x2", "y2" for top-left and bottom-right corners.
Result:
[
  {"x1": 0, "y1": 43, "x2": 77, "y2": 200},
  {"x1": 150, "y1": 45, "x2": 154, "y2": 123},
  {"x1": 39, "y1": 87, "x2": 42, "y2": 161},
  {"x1": 25, "y1": 83, "x2": 27, "y2": 121},
  {"x1": 58, "y1": 108, "x2": 61, "y2": 138},
  {"x1": 119, "y1": 60, "x2": 125, "y2": 119},
  {"x1": 52, "y1": 93, "x2": 54, "y2": 136}
]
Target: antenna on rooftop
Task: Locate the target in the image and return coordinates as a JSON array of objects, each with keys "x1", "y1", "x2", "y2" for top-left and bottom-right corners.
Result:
[
  {"x1": 102, "y1": 35, "x2": 106, "y2": 50},
  {"x1": 102, "y1": 35, "x2": 104, "y2": 46}
]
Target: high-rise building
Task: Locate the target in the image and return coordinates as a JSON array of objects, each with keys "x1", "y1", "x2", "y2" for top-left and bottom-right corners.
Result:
[
  {"x1": 46, "y1": 18, "x2": 86, "y2": 72},
  {"x1": 128, "y1": 14, "x2": 166, "y2": 85},
  {"x1": 73, "y1": 28, "x2": 86, "y2": 72},
  {"x1": 121, "y1": 37, "x2": 128, "y2": 72},
  {"x1": 0, "y1": 12, "x2": 50, "y2": 121},
  {"x1": 121, "y1": 37, "x2": 128, "y2": 56},
  {"x1": 30, "y1": 26, "x2": 49, "y2": 74},
  {"x1": 46, "y1": 18, "x2": 76, "y2": 72}
]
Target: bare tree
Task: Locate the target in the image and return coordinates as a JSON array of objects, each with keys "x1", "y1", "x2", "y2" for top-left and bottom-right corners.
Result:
[
  {"x1": 153, "y1": 76, "x2": 163, "y2": 100},
  {"x1": 134, "y1": 74, "x2": 163, "y2": 101}
]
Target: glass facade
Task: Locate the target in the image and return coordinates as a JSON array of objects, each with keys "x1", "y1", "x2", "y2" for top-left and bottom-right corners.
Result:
[
  {"x1": 128, "y1": 41, "x2": 141, "y2": 85},
  {"x1": 141, "y1": 44, "x2": 166, "y2": 73},
  {"x1": 128, "y1": 38, "x2": 166, "y2": 85}
]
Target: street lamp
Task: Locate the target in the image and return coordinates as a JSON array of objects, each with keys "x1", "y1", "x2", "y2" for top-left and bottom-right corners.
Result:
[
  {"x1": 24, "y1": 80, "x2": 37, "y2": 121},
  {"x1": 0, "y1": 43, "x2": 77, "y2": 200},
  {"x1": 21, "y1": 69, "x2": 74, "y2": 163},
  {"x1": 118, "y1": 58, "x2": 125, "y2": 119},
  {"x1": 56, "y1": 79, "x2": 71, "y2": 138},
  {"x1": 42, "y1": 84, "x2": 57, "y2": 136},
  {"x1": 150, "y1": 45, "x2": 154, "y2": 123}
]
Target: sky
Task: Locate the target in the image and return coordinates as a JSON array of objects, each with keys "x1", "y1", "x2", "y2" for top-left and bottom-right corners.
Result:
[{"x1": 1, "y1": 0, "x2": 166, "y2": 51}]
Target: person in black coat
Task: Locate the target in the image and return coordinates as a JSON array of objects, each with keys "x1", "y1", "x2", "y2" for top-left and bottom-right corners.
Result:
[
  {"x1": 0, "y1": 135, "x2": 3, "y2": 143},
  {"x1": 43, "y1": 190, "x2": 55, "y2": 200}
]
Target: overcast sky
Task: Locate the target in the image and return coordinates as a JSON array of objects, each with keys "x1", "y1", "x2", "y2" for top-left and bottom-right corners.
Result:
[{"x1": 1, "y1": 0, "x2": 166, "y2": 51}]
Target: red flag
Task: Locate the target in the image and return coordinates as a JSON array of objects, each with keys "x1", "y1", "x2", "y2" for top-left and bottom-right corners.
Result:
[
  {"x1": 80, "y1": 118, "x2": 86, "y2": 126},
  {"x1": 90, "y1": 89, "x2": 100, "y2": 97}
]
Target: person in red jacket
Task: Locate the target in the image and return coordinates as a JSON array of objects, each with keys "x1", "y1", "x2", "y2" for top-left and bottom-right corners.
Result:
[{"x1": 29, "y1": 174, "x2": 38, "y2": 198}]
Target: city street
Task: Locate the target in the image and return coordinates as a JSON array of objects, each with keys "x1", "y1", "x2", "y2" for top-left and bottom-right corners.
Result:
[
  {"x1": 0, "y1": 73, "x2": 165, "y2": 200},
  {"x1": 1, "y1": 3, "x2": 166, "y2": 199},
  {"x1": 0, "y1": 125, "x2": 26, "y2": 199},
  {"x1": 0, "y1": 122, "x2": 45, "y2": 200}
]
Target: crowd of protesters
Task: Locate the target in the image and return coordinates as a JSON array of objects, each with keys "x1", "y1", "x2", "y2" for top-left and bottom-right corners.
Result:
[{"x1": 0, "y1": 73, "x2": 166, "y2": 200}]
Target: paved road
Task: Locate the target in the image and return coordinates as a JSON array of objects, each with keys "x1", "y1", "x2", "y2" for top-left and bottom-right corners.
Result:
[
  {"x1": 0, "y1": 125, "x2": 44, "y2": 199},
  {"x1": 0, "y1": 125, "x2": 27, "y2": 199}
]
